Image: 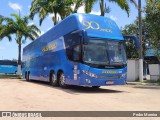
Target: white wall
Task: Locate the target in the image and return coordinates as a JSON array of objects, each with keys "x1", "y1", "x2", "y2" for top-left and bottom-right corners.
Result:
[
  {"x1": 127, "y1": 59, "x2": 139, "y2": 81},
  {"x1": 149, "y1": 64, "x2": 160, "y2": 81}
]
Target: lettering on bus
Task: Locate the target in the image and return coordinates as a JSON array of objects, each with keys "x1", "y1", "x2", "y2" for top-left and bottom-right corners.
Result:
[
  {"x1": 102, "y1": 70, "x2": 117, "y2": 74},
  {"x1": 82, "y1": 21, "x2": 112, "y2": 33},
  {"x1": 42, "y1": 42, "x2": 57, "y2": 52}
]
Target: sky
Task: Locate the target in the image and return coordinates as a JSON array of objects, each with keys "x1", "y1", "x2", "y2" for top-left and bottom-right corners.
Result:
[{"x1": 0, "y1": 0, "x2": 146, "y2": 60}]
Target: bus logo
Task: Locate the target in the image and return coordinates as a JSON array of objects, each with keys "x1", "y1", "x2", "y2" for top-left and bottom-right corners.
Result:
[
  {"x1": 42, "y1": 42, "x2": 57, "y2": 52},
  {"x1": 82, "y1": 21, "x2": 112, "y2": 33}
]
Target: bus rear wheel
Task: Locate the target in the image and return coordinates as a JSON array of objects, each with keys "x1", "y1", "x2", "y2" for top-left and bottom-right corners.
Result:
[
  {"x1": 25, "y1": 72, "x2": 27, "y2": 81},
  {"x1": 59, "y1": 72, "x2": 68, "y2": 88},
  {"x1": 50, "y1": 72, "x2": 59, "y2": 86},
  {"x1": 26, "y1": 72, "x2": 30, "y2": 81},
  {"x1": 92, "y1": 86, "x2": 100, "y2": 89}
]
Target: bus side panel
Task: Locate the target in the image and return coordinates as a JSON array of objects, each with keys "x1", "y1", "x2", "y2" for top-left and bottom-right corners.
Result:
[{"x1": 0, "y1": 65, "x2": 17, "y2": 74}]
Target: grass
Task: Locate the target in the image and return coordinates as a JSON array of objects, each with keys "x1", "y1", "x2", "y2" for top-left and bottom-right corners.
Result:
[
  {"x1": 0, "y1": 74, "x2": 22, "y2": 79},
  {"x1": 141, "y1": 79, "x2": 160, "y2": 85},
  {"x1": 128, "y1": 79, "x2": 160, "y2": 86}
]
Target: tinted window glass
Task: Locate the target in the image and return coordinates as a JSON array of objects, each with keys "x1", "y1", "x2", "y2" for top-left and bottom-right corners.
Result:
[{"x1": 64, "y1": 33, "x2": 81, "y2": 61}]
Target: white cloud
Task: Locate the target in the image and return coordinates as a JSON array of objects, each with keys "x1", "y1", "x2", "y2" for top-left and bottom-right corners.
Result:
[
  {"x1": 77, "y1": 6, "x2": 85, "y2": 13},
  {"x1": 77, "y1": 5, "x2": 100, "y2": 15},
  {"x1": 71, "y1": 4, "x2": 75, "y2": 11},
  {"x1": 110, "y1": 15, "x2": 117, "y2": 21},
  {"x1": 90, "y1": 11, "x2": 100, "y2": 15},
  {"x1": 28, "y1": 22, "x2": 34, "y2": 26},
  {"x1": 9, "y1": 2, "x2": 22, "y2": 11},
  {"x1": 40, "y1": 30, "x2": 44, "y2": 36},
  {"x1": 48, "y1": 13, "x2": 54, "y2": 18}
]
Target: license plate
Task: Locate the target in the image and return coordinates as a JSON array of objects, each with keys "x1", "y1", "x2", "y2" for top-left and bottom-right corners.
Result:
[{"x1": 106, "y1": 81, "x2": 114, "y2": 85}]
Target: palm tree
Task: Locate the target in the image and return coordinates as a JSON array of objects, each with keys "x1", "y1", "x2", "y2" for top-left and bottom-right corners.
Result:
[
  {"x1": 73, "y1": 0, "x2": 97, "y2": 13},
  {"x1": 0, "y1": 13, "x2": 41, "y2": 75},
  {"x1": 79, "y1": 0, "x2": 137, "y2": 16},
  {"x1": 0, "y1": 15, "x2": 12, "y2": 41},
  {"x1": 30, "y1": 0, "x2": 74, "y2": 25},
  {"x1": 30, "y1": 0, "x2": 137, "y2": 26}
]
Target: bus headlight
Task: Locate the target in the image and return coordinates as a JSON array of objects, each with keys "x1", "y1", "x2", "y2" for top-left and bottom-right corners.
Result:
[
  {"x1": 82, "y1": 70, "x2": 98, "y2": 78},
  {"x1": 120, "y1": 73, "x2": 127, "y2": 78}
]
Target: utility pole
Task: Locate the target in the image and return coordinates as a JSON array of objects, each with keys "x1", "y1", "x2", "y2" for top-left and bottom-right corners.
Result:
[{"x1": 138, "y1": 0, "x2": 143, "y2": 82}]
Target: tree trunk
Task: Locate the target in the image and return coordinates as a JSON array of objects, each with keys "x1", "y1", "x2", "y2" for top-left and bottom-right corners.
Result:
[
  {"x1": 17, "y1": 43, "x2": 22, "y2": 75},
  {"x1": 100, "y1": 0, "x2": 105, "y2": 16},
  {"x1": 52, "y1": 13, "x2": 57, "y2": 25}
]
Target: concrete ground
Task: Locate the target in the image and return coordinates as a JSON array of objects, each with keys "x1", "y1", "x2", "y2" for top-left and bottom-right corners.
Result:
[{"x1": 0, "y1": 78, "x2": 160, "y2": 120}]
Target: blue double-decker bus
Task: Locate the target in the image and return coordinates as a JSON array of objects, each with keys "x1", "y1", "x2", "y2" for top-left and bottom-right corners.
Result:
[
  {"x1": 0, "y1": 60, "x2": 17, "y2": 74},
  {"x1": 22, "y1": 13, "x2": 135, "y2": 88}
]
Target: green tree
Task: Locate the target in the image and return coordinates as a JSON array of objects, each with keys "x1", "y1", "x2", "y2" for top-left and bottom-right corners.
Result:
[
  {"x1": 145, "y1": 0, "x2": 160, "y2": 52},
  {"x1": 122, "y1": 0, "x2": 160, "y2": 58},
  {"x1": 0, "y1": 13, "x2": 40, "y2": 74},
  {"x1": 0, "y1": 15, "x2": 12, "y2": 41},
  {"x1": 79, "y1": 0, "x2": 137, "y2": 16},
  {"x1": 73, "y1": 0, "x2": 97, "y2": 13},
  {"x1": 122, "y1": 20, "x2": 139, "y2": 58},
  {"x1": 30, "y1": 0, "x2": 74, "y2": 25},
  {"x1": 122, "y1": 18, "x2": 151, "y2": 58},
  {"x1": 30, "y1": 0, "x2": 137, "y2": 26}
]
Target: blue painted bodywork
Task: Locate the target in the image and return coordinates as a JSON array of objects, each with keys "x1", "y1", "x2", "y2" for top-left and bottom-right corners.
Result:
[
  {"x1": 22, "y1": 13, "x2": 127, "y2": 86},
  {"x1": 123, "y1": 35, "x2": 140, "y2": 48},
  {"x1": 145, "y1": 49, "x2": 160, "y2": 56},
  {"x1": 0, "y1": 65, "x2": 17, "y2": 74}
]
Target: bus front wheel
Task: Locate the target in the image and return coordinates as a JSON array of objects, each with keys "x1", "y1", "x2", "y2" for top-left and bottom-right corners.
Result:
[
  {"x1": 59, "y1": 72, "x2": 68, "y2": 89},
  {"x1": 50, "y1": 72, "x2": 59, "y2": 86}
]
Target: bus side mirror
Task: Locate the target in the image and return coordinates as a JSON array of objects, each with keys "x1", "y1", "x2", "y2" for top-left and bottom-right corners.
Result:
[{"x1": 123, "y1": 35, "x2": 140, "y2": 49}]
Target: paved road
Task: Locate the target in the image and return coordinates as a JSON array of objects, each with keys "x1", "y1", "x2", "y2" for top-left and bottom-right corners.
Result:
[{"x1": 0, "y1": 79, "x2": 160, "y2": 120}]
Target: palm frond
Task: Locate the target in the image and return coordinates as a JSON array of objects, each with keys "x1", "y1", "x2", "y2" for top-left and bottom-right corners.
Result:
[{"x1": 84, "y1": 0, "x2": 97, "y2": 13}]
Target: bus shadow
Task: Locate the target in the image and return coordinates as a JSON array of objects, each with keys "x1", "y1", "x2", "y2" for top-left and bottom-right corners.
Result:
[
  {"x1": 66, "y1": 86, "x2": 124, "y2": 94},
  {"x1": 21, "y1": 79, "x2": 124, "y2": 94}
]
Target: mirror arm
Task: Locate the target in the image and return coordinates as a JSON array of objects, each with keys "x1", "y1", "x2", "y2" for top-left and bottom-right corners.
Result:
[{"x1": 123, "y1": 35, "x2": 140, "y2": 49}]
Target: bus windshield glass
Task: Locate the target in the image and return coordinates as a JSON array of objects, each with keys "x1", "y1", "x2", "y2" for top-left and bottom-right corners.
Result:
[{"x1": 83, "y1": 39, "x2": 127, "y2": 66}]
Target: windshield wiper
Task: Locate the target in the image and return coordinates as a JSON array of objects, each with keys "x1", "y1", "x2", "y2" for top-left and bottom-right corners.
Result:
[
  {"x1": 85, "y1": 61, "x2": 109, "y2": 65},
  {"x1": 112, "y1": 62, "x2": 125, "y2": 64}
]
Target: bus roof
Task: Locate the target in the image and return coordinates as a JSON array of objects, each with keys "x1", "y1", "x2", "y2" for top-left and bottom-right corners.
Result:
[
  {"x1": 24, "y1": 13, "x2": 123, "y2": 51},
  {"x1": 0, "y1": 60, "x2": 17, "y2": 65}
]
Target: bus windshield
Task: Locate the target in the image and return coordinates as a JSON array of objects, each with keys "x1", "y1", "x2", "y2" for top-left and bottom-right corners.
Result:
[{"x1": 83, "y1": 39, "x2": 127, "y2": 66}]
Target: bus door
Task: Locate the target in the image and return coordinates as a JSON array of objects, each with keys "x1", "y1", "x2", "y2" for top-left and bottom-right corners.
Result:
[{"x1": 64, "y1": 32, "x2": 82, "y2": 83}]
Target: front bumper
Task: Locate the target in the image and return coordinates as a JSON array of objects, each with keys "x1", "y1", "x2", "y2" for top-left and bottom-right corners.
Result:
[{"x1": 79, "y1": 74, "x2": 126, "y2": 86}]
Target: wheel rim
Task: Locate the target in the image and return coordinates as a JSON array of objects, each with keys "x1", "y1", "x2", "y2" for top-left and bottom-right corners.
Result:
[
  {"x1": 25, "y1": 73, "x2": 27, "y2": 79},
  {"x1": 51, "y1": 73, "x2": 56, "y2": 83},
  {"x1": 60, "y1": 74, "x2": 65, "y2": 85},
  {"x1": 28, "y1": 73, "x2": 30, "y2": 81}
]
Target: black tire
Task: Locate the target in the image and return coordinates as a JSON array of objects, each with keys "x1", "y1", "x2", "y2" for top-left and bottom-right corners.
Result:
[
  {"x1": 59, "y1": 72, "x2": 68, "y2": 88},
  {"x1": 27, "y1": 72, "x2": 30, "y2": 81},
  {"x1": 92, "y1": 86, "x2": 100, "y2": 89},
  {"x1": 25, "y1": 72, "x2": 28, "y2": 81},
  {"x1": 50, "y1": 72, "x2": 59, "y2": 86}
]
